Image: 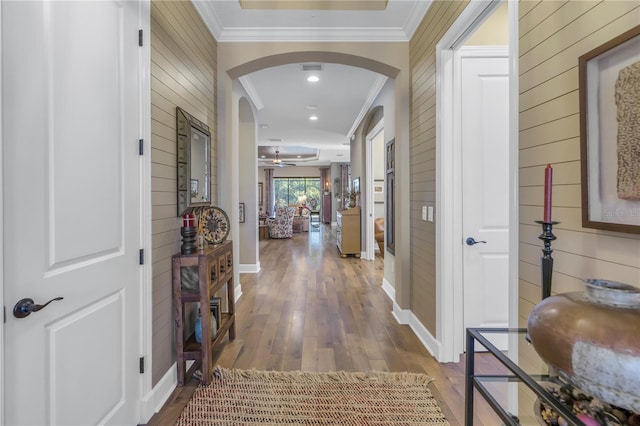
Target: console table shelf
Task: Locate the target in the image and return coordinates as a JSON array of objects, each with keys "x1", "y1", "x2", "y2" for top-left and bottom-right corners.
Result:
[
  {"x1": 465, "y1": 328, "x2": 588, "y2": 425},
  {"x1": 172, "y1": 240, "x2": 235, "y2": 385}
]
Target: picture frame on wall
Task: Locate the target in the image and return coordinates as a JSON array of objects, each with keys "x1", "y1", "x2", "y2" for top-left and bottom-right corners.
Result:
[
  {"x1": 579, "y1": 25, "x2": 640, "y2": 233},
  {"x1": 373, "y1": 180, "x2": 384, "y2": 203},
  {"x1": 239, "y1": 203, "x2": 245, "y2": 223}
]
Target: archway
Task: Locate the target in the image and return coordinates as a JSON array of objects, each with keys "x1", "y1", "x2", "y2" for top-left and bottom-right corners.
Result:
[{"x1": 217, "y1": 44, "x2": 412, "y2": 319}]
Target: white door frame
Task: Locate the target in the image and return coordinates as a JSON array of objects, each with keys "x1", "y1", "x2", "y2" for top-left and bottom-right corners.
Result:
[
  {"x1": 435, "y1": 0, "x2": 519, "y2": 362},
  {"x1": 0, "y1": 2, "x2": 5, "y2": 420},
  {"x1": 138, "y1": 1, "x2": 154, "y2": 422},
  {"x1": 365, "y1": 120, "x2": 384, "y2": 260}
]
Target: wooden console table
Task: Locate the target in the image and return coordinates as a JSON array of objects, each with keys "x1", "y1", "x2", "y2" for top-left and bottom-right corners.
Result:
[{"x1": 172, "y1": 241, "x2": 235, "y2": 385}]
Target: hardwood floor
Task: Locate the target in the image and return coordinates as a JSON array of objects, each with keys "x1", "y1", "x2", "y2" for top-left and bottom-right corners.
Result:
[{"x1": 146, "y1": 225, "x2": 503, "y2": 425}]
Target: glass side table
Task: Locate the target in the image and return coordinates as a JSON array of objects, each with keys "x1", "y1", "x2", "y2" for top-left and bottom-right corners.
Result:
[{"x1": 465, "y1": 328, "x2": 585, "y2": 425}]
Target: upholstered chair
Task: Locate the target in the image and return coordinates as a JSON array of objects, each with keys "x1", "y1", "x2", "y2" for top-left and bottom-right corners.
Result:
[{"x1": 267, "y1": 206, "x2": 295, "y2": 238}]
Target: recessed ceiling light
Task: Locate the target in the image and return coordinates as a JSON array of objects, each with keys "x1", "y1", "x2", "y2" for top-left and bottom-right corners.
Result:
[
  {"x1": 307, "y1": 75, "x2": 319, "y2": 83},
  {"x1": 336, "y1": 154, "x2": 344, "y2": 157},
  {"x1": 306, "y1": 104, "x2": 319, "y2": 110},
  {"x1": 297, "y1": 155, "x2": 302, "y2": 158},
  {"x1": 259, "y1": 124, "x2": 269, "y2": 129},
  {"x1": 309, "y1": 115, "x2": 318, "y2": 121},
  {"x1": 260, "y1": 155, "x2": 266, "y2": 158}
]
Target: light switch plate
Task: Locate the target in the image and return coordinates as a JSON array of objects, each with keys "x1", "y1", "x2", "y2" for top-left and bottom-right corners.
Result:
[
  {"x1": 421, "y1": 206, "x2": 427, "y2": 221},
  {"x1": 427, "y1": 206, "x2": 434, "y2": 222}
]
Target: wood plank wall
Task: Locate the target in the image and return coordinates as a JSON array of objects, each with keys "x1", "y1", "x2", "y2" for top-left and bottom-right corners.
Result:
[
  {"x1": 150, "y1": 0, "x2": 218, "y2": 386},
  {"x1": 408, "y1": 1, "x2": 469, "y2": 335},
  {"x1": 518, "y1": 0, "x2": 640, "y2": 327}
]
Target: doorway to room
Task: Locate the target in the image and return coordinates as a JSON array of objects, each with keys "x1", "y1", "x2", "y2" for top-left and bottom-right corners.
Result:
[
  {"x1": 436, "y1": 0, "x2": 518, "y2": 361},
  {"x1": 365, "y1": 120, "x2": 385, "y2": 260}
]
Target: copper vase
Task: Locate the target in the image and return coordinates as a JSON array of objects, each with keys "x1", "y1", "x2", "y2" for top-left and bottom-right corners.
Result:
[{"x1": 527, "y1": 279, "x2": 640, "y2": 413}]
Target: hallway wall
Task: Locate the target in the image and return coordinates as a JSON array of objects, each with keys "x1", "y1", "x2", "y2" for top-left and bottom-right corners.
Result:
[
  {"x1": 408, "y1": 1, "x2": 470, "y2": 337},
  {"x1": 150, "y1": 1, "x2": 218, "y2": 386},
  {"x1": 517, "y1": 1, "x2": 640, "y2": 325}
]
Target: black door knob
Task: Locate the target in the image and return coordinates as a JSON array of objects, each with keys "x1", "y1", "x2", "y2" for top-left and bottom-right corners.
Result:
[
  {"x1": 466, "y1": 237, "x2": 487, "y2": 246},
  {"x1": 13, "y1": 297, "x2": 64, "y2": 318}
]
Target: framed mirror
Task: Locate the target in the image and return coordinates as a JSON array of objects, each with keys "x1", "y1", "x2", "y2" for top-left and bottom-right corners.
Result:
[{"x1": 177, "y1": 107, "x2": 211, "y2": 215}]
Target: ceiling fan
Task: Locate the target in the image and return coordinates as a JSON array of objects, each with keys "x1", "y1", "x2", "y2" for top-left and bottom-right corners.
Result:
[{"x1": 263, "y1": 150, "x2": 296, "y2": 167}]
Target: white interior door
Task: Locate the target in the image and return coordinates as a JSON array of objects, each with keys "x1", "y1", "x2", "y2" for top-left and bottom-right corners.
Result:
[
  {"x1": 365, "y1": 121, "x2": 383, "y2": 261},
  {"x1": 3, "y1": 1, "x2": 142, "y2": 424},
  {"x1": 459, "y1": 48, "x2": 510, "y2": 349}
]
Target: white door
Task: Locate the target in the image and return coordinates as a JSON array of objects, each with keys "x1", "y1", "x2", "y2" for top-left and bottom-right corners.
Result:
[
  {"x1": 459, "y1": 49, "x2": 510, "y2": 349},
  {"x1": 3, "y1": 1, "x2": 142, "y2": 424}
]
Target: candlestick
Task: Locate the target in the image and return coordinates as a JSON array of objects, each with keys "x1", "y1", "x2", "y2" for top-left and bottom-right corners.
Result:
[
  {"x1": 180, "y1": 226, "x2": 197, "y2": 254},
  {"x1": 543, "y1": 164, "x2": 553, "y2": 222},
  {"x1": 536, "y1": 220, "x2": 559, "y2": 299}
]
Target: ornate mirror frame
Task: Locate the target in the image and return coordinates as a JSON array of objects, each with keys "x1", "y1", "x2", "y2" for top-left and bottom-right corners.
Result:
[{"x1": 176, "y1": 107, "x2": 211, "y2": 216}]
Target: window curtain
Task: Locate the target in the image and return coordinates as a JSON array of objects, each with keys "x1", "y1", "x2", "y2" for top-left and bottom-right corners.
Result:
[{"x1": 265, "y1": 168, "x2": 274, "y2": 217}]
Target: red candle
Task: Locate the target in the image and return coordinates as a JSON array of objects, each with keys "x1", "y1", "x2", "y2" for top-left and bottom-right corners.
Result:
[
  {"x1": 543, "y1": 164, "x2": 552, "y2": 222},
  {"x1": 182, "y1": 213, "x2": 195, "y2": 227}
]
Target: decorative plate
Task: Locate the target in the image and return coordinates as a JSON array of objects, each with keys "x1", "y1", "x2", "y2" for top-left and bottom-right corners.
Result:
[{"x1": 200, "y1": 206, "x2": 230, "y2": 244}]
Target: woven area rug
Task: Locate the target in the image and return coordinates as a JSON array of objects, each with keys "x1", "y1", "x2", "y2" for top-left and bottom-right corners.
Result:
[{"x1": 175, "y1": 366, "x2": 450, "y2": 425}]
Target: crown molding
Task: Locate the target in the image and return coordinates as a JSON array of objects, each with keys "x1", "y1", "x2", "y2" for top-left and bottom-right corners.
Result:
[
  {"x1": 193, "y1": 1, "x2": 433, "y2": 43},
  {"x1": 238, "y1": 76, "x2": 264, "y2": 110},
  {"x1": 192, "y1": 1, "x2": 224, "y2": 40},
  {"x1": 347, "y1": 75, "x2": 388, "y2": 139},
  {"x1": 215, "y1": 27, "x2": 410, "y2": 43},
  {"x1": 404, "y1": 0, "x2": 433, "y2": 39}
]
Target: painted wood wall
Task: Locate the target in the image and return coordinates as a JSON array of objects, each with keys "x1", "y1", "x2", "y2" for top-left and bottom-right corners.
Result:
[
  {"x1": 517, "y1": 1, "x2": 640, "y2": 327},
  {"x1": 409, "y1": 0, "x2": 639, "y2": 339},
  {"x1": 409, "y1": 1, "x2": 469, "y2": 336},
  {"x1": 150, "y1": 1, "x2": 218, "y2": 386}
]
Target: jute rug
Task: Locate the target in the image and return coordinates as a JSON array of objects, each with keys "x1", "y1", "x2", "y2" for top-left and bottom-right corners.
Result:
[{"x1": 175, "y1": 366, "x2": 450, "y2": 425}]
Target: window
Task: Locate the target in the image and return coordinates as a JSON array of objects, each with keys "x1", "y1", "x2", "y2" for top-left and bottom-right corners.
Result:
[{"x1": 274, "y1": 177, "x2": 322, "y2": 208}]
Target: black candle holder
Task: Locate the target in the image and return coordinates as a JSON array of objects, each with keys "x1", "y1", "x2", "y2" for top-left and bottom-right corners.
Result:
[
  {"x1": 536, "y1": 221, "x2": 559, "y2": 299},
  {"x1": 180, "y1": 226, "x2": 198, "y2": 255}
]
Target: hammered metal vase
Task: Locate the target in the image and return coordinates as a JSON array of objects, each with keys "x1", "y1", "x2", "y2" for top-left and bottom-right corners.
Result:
[{"x1": 527, "y1": 279, "x2": 640, "y2": 413}]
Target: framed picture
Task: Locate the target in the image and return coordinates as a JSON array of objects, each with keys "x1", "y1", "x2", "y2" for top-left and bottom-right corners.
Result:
[
  {"x1": 258, "y1": 182, "x2": 264, "y2": 206},
  {"x1": 579, "y1": 25, "x2": 640, "y2": 233},
  {"x1": 209, "y1": 297, "x2": 221, "y2": 329},
  {"x1": 239, "y1": 203, "x2": 245, "y2": 223},
  {"x1": 373, "y1": 179, "x2": 384, "y2": 203},
  {"x1": 352, "y1": 177, "x2": 360, "y2": 194}
]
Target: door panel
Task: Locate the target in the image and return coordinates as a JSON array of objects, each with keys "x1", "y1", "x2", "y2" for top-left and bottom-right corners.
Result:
[
  {"x1": 460, "y1": 52, "x2": 509, "y2": 350},
  {"x1": 3, "y1": 1, "x2": 141, "y2": 424},
  {"x1": 49, "y1": 293, "x2": 125, "y2": 425}
]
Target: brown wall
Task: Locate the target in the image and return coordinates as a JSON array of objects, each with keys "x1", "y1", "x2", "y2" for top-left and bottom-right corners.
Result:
[
  {"x1": 408, "y1": 1, "x2": 469, "y2": 335},
  {"x1": 517, "y1": 1, "x2": 640, "y2": 327},
  {"x1": 150, "y1": 0, "x2": 218, "y2": 386}
]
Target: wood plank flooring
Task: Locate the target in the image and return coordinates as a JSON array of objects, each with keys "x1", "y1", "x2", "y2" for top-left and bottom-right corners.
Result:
[{"x1": 146, "y1": 225, "x2": 504, "y2": 425}]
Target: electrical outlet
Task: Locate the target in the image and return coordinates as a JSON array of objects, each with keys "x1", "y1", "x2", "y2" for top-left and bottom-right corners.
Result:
[
  {"x1": 427, "y1": 206, "x2": 434, "y2": 222},
  {"x1": 421, "y1": 206, "x2": 427, "y2": 221}
]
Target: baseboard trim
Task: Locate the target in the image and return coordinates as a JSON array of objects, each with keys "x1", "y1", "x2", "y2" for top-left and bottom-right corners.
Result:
[
  {"x1": 238, "y1": 263, "x2": 260, "y2": 273},
  {"x1": 389, "y1": 298, "x2": 441, "y2": 360},
  {"x1": 382, "y1": 278, "x2": 394, "y2": 301},
  {"x1": 406, "y1": 310, "x2": 441, "y2": 359},
  {"x1": 234, "y1": 283, "x2": 243, "y2": 303},
  {"x1": 140, "y1": 363, "x2": 177, "y2": 423}
]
